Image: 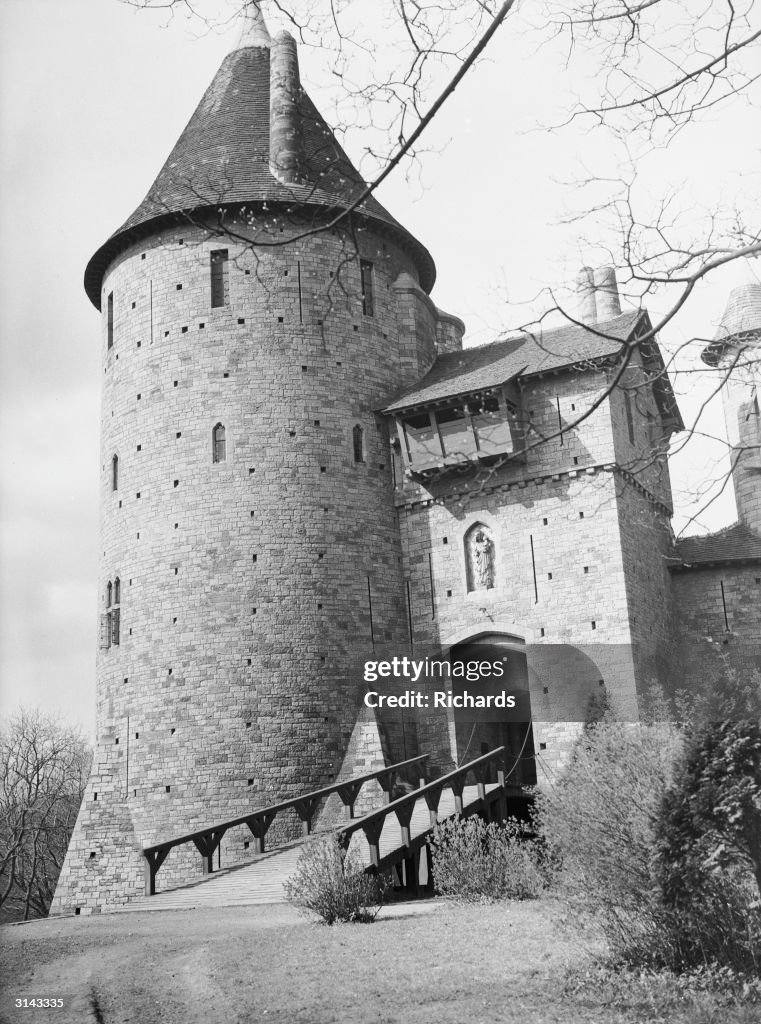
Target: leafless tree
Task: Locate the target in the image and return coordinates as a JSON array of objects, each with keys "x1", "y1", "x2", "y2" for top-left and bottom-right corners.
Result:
[
  {"x1": 0, "y1": 709, "x2": 92, "y2": 921},
  {"x1": 115, "y1": 0, "x2": 759, "y2": 530}
]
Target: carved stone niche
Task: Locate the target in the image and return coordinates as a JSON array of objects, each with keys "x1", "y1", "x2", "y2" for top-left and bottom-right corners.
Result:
[{"x1": 465, "y1": 522, "x2": 495, "y2": 592}]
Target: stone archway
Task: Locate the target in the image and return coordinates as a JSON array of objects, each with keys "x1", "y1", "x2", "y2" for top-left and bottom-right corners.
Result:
[{"x1": 449, "y1": 632, "x2": 536, "y2": 786}]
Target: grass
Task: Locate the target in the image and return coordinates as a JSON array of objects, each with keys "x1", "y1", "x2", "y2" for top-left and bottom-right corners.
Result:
[{"x1": 0, "y1": 899, "x2": 757, "y2": 1024}]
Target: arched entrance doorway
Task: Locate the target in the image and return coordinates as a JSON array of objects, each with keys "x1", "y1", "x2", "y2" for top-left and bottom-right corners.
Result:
[{"x1": 449, "y1": 633, "x2": 536, "y2": 786}]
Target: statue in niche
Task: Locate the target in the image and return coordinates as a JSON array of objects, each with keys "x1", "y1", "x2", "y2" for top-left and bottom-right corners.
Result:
[{"x1": 467, "y1": 525, "x2": 495, "y2": 591}]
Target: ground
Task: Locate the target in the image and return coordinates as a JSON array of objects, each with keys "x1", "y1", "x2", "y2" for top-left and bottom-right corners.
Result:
[{"x1": 0, "y1": 899, "x2": 755, "y2": 1024}]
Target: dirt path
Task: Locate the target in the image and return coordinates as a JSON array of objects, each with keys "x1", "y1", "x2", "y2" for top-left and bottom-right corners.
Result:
[{"x1": 0, "y1": 899, "x2": 609, "y2": 1024}]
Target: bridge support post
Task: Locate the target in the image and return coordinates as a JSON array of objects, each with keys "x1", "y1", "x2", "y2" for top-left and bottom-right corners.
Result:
[
  {"x1": 403, "y1": 852, "x2": 417, "y2": 894},
  {"x1": 245, "y1": 811, "x2": 275, "y2": 855},
  {"x1": 418, "y1": 844, "x2": 432, "y2": 892},
  {"x1": 495, "y1": 764, "x2": 508, "y2": 822}
]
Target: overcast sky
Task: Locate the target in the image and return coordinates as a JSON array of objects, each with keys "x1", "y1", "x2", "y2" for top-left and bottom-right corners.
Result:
[{"x1": 1, "y1": 0, "x2": 755, "y2": 734}]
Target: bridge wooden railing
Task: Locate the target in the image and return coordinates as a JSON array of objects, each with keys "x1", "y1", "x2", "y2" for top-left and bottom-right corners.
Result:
[
  {"x1": 334, "y1": 747, "x2": 512, "y2": 882},
  {"x1": 141, "y1": 753, "x2": 428, "y2": 895}
]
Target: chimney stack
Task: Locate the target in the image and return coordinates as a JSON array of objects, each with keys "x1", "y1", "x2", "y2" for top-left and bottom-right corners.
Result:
[
  {"x1": 576, "y1": 266, "x2": 597, "y2": 324},
  {"x1": 594, "y1": 266, "x2": 621, "y2": 321},
  {"x1": 269, "y1": 32, "x2": 303, "y2": 185}
]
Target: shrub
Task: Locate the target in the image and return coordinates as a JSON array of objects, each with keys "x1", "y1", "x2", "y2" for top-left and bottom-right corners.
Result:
[
  {"x1": 428, "y1": 814, "x2": 543, "y2": 901},
  {"x1": 563, "y1": 963, "x2": 761, "y2": 1020},
  {"x1": 653, "y1": 719, "x2": 761, "y2": 973},
  {"x1": 535, "y1": 695, "x2": 761, "y2": 974},
  {"x1": 534, "y1": 720, "x2": 683, "y2": 958},
  {"x1": 284, "y1": 834, "x2": 387, "y2": 924}
]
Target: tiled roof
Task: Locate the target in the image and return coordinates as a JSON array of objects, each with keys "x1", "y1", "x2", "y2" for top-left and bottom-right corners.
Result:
[
  {"x1": 84, "y1": 43, "x2": 435, "y2": 307},
  {"x1": 383, "y1": 310, "x2": 643, "y2": 412},
  {"x1": 673, "y1": 522, "x2": 761, "y2": 568}
]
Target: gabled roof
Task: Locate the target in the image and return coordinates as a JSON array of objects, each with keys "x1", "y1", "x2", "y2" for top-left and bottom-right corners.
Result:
[
  {"x1": 672, "y1": 522, "x2": 761, "y2": 569},
  {"x1": 84, "y1": 36, "x2": 435, "y2": 307},
  {"x1": 383, "y1": 310, "x2": 643, "y2": 413}
]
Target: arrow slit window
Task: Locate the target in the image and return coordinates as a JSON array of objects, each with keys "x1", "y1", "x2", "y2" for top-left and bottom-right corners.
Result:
[
  {"x1": 360, "y1": 260, "x2": 374, "y2": 317},
  {"x1": 210, "y1": 250, "x2": 229, "y2": 308},
  {"x1": 107, "y1": 292, "x2": 114, "y2": 349}
]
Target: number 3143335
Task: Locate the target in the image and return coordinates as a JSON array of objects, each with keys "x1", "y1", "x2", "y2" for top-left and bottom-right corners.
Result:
[{"x1": 15, "y1": 999, "x2": 64, "y2": 1008}]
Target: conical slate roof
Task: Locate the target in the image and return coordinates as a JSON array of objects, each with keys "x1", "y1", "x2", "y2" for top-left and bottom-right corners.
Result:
[
  {"x1": 84, "y1": 29, "x2": 435, "y2": 308},
  {"x1": 702, "y1": 279, "x2": 761, "y2": 365}
]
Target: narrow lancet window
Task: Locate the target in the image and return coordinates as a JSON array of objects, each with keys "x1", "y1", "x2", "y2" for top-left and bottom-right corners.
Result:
[
  {"x1": 102, "y1": 580, "x2": 120, "y2": 649},
  {"x1": 112, "y1": 454, "x2": 119, "y2": 491},
  {"x1": 107, "y1": 292, "x2": 114, "y2": 349},
  {"x1": 210, "y1": 250, "x2": 229, "y2": 308},
  {"x1": 112, "y1": 578, "x2": 121, "y2": 645},
  {"x1": 213, "y1": 423, "x2": 226, "y2": 463},
  {"x1": 623, "y1": 391, "x2": 635, "y2": 445},
  {"x1": 360, "y1": 260, "x2": 374, "y2": 317},
  {"x1": 353, "y1": 424, "x2": 364, "y2": 463}
]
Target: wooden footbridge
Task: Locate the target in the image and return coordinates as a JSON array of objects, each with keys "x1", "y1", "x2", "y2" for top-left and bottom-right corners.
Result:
[{"x1": 115, "y1": 748, "x2": 529, "y2": 913}]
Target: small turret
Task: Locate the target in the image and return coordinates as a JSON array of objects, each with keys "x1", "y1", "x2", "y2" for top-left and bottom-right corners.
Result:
[
  {"x1": 235, "y1": 2, "x2": 271, "y2": 50},
  {"x1": 703, "y1": 274, "x2": 761, "y2": 533},
  {"x1": 575, "y1": 265, "x2": 621, "y2": 324}
]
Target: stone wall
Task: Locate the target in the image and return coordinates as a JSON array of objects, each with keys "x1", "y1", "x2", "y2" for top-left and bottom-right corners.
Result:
[
  {"x1": 671, "y1": 565, "x2": 761, "y2": 686},
  {"x1": 53, "y1": 213, "x2": 439, "y2": 913},
  {"x1": 391, "y1": 363, "x2": 651, "y2": 779}
]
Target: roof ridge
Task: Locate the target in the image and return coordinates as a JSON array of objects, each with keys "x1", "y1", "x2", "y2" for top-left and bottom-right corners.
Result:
[
  {"x1": 383, "y1": 309, "x2": 647, "y2": 414},
  {"x1": 466, "y1": 308, "x2": 642, "y2": 357}
]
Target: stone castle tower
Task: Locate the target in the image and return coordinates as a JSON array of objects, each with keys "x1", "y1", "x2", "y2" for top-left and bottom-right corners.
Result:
[
  {"x1": 52, "y1": 10, "x2": 461, "y2": 913},
  {"x1": 703, "y1": 279, "x2": 761, "y2": 532},
  {"x1": 670, "y1": 277, "x2": 761, "y2": 670},
  {"x1": 53, "y1": 10, "x2": 761, "y2": 915}
]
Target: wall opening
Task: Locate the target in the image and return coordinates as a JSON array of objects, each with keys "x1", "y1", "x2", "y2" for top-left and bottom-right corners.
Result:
[
  {"x1": 360, "y1": 259, "x2": 374, "y2": 316},
  {"x1": 210, "y1": 249, "x2": 229, "y2": 307},
  {"x1": 107, "y1": 292, "x2": 114, "y2": 349},
  {"x1": 212, "y1": 423, "x2": 226, "y2": 463},
  {"x1": 352, "y1": 424, "x2": 365, "y2": 463},
  {"x1": 449, "y1": 634, "x2": 536, "y2": 786}
]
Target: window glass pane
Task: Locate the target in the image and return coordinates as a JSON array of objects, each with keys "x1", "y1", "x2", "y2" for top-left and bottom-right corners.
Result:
[
  {"x1": 210, "y1": 250, "x2": 229, "y2": 308},
  {"x1": 213, "y1": 424, "x2": 226, "y2": 463}
]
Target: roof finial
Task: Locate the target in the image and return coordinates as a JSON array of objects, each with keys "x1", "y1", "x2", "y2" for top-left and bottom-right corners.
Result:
[{"x1": 235, "y1": 2, "x2": 271, "y2": 51}]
